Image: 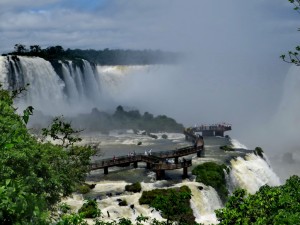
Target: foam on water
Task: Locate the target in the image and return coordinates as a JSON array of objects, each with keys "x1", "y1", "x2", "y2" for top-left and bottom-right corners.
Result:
[{"x1": 230, "y1": 139, "x2": 248, "y2": 149}]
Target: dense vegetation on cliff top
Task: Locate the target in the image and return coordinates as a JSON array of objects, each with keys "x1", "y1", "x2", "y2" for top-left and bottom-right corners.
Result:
[
  {"x1": 4, "y1": 44, "x2": 181, "y2": 65},
  {"x1": 69, "y1": 105, "x2": 184, "y2": 133}
]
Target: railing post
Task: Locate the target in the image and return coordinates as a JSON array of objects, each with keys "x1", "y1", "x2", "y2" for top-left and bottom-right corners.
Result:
[{"x1": 183, "y1": 167, "x2": 188, "y2": 178}]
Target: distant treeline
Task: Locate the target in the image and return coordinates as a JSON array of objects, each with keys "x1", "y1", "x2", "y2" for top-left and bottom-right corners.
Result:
[
  {"x1": 71, "y1": 105, "x2": 184, "y2": 133},
  {"x1": 3, "y1": 44, "x2": 181, "y2": 65}
]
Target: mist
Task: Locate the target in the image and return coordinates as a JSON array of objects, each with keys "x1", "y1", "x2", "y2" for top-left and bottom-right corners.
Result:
[{"x1": 1, "y1": 0, "x2": 300, "y2": 181}]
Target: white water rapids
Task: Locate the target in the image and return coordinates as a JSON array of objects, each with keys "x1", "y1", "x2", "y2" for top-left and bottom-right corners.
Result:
[{"x1": 63, "y1": 150, "x2": 280, "y2": 225}]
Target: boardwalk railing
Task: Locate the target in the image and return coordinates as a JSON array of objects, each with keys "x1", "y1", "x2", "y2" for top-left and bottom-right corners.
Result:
[{"x1": 90, "y1": 145, "x2": 203, "y2": 170}]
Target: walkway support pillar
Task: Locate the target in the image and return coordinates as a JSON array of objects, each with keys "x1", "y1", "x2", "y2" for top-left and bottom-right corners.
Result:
[
  {"x1": 146, "y1": 162, "x2": 151, "y2": 169},
  {"x1": 156, "y1": 170, "x2": 165, "y2": 180},
  {"x1": 133, "y1": 162, "x2": 138, "y2": 168},
  {"x1": 183, "y1": 167, "x2": 188, "y2": 179},
  {"x1": 104, "y1": 167, "x2": 108, "y2": 175},
  {"x1": 175, "y1": 157, "x2": 179, "y2": 164}
]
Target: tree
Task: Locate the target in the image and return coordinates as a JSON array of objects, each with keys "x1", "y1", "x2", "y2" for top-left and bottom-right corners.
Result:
[
  {"x1": 215, "y1": 175, "x2": 300, "y2": 224},
  {"x1": 0, "y1": 85, "x2": 95, "y2": 223},
  {"x1": 14, "y1": 44, "x2": 27, "y2": 54},
  {"x1": 30, "y1": 45, "x2": 42, "y2": 53},
  {"x1": 42, "y1": 116, "x2": 83, "y2": 148}
]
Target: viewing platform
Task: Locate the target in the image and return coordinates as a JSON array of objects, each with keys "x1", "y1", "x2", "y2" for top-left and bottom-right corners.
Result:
[{"x1": 185, "y1": 123, "x2": 231, "y2": 138}]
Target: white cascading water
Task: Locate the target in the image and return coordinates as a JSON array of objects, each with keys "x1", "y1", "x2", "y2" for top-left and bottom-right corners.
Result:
[
  {"x1": 229, "y1": 153, "x2": 281, "y2": 194},
  {"x1": 0, "y1": 56, "x2": 105, "y2": 115},
  {"x1": 1, "y1": 56, "x2": 67, "y2": 113},
  {"x1": 82, "y1": 60, "x2": 101, "y2": 102},
  {"x1": 230, "y1": 139, "x2": 248, "y2": 149},
  {"x1": 0, "y1": 56, "x2": 9, "y2": 89},
  {"x1": 174, "y1": 182, "x2": 222, "y2": 225},
  {"x1": 60, "y1": 61, "x2": 80, "y2": 102}
]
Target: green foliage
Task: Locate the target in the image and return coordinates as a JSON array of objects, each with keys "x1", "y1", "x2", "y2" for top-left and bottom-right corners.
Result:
[
  {"x1": 254, "y1": 146, "x2": 264, "y2": 158},
  {"x1": 77, "y1": 184, "x2": 91, "y2": 194},
  {"x1": 139, "y1": 186, "x2": 194, "y2": 225},
  {"x1": 42, "y1": 116, "x2": 83, "y2": 147},
  {"x1": 56, "y1": 213, "x2": 88, "y2": 225},
  {"x1": 7, "y1": 44, "x2": 180, "y2": 65},
  {"x1": 78, "y1": 199, "x2": 101, "y2": 218},
  {"x1": 281, "y1": 0, "x2": 300, "y2": 65},
  {"x1": 125, "y1": 182, "x2": 142, "y2": 193},
  {"x1": 0, "y1": 86, "x2": 95, "y2": 223},
  {"x1": 215, "y1": 175, "x2": 300, "y2": 225},
  {"x1": 72, "y1": 106, "x2": 184, "y2": 133},
  {"x1": 58, "y1": 203, "x2": 72, "y2": 214},
  {"x1": 192, "y1": 162, "x2": 228, "y2": 202},
  {"x1": 22, "y1": 105, "x2": 34, "y2": 125}
]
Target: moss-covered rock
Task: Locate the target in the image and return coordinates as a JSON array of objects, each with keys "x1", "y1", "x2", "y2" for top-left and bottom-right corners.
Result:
[
  {"x1": 118, "y1": 199, "x2": 128, "y2": 206},
  {"x1": 139, "y1": 186, "x2": 194, "y2": 224},
  {"x1": 78, "y1": 199, "x2": 101, "y2": 218},
  {"x1": 125, "y1": 182, "x2": 142, "y2": 193},
  {"x1": 77, "y1": 184, "x2": 91, "y2": 194},
  {"x1": 254, "y1": 147, "x2": 264, "y2": 158},
  {"x1": 161, "y1": 134, "x2": 168, "y2": 139},
  {"x1": 192, "y1": 162, "x2": 228, "y2": 202},
  {"x1": 220, "y1": 145, "x2": 235, "y2": 151}
]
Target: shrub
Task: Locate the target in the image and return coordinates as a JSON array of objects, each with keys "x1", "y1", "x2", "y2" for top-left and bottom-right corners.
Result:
[
  {"x1": 139, "y1": 186, "x2": 194, "y2": 224},
  {"x1": 78, "y1": 199, "x2": 101, "y2": 218},
  {"x1": 77, "y1": 184, "x2": 91, "y2": 194},
  {"x1": 125, "y1": 182, "x2": 142, "y2": 193},
  {"x1": 59, "y1": 203, "x2": 72, "y2": 214},
  {"x1": 254, "y1": 147, "x2": 264, "y2": 158}
]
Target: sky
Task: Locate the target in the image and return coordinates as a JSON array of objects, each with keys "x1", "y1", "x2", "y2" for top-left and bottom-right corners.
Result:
[{"x1": 0, "y1": 0, "x2": 300, "y2": 180}]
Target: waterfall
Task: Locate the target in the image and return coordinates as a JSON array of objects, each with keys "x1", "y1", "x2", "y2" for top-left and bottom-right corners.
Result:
[
  {"x1": 60, "y1": 61, "x2": 80, "y2": 102},
  {"x1": 0, "y1": 56, "x2": 9, "y2": 89},
  {"x1": 229, "y1": 153, "x2": 281, "y2": 194},
  {"x1": 0, "y1": 56, "x2": 104, "y2": 115},
  {"x1": 0, "y1": 56, "x2": 67, "y2": 113}
]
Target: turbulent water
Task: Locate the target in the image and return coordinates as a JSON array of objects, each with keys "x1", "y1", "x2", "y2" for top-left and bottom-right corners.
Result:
[{"x1": 64, "y1": 133, "x2": 281, "y2": 225}]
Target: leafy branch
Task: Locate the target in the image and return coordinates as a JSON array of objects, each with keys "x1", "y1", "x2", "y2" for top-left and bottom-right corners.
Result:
[
  {"x1": 42, "y1": 116, "x2": 83, "y2": 148},
  {"x1": 281, "y1": 1, "x2": 300, "y2": 65}
]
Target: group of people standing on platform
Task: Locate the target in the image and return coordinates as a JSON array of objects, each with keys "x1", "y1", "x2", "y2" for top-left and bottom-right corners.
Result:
[{"x1": 144, "y1": 149, "x2": 152, "y2": 156}]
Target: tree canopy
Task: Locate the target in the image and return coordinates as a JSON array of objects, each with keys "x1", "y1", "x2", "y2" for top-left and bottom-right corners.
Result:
[
  {"x1": 0, "y1": 85, "x2": 94, "y2": 224},
  {"x1": 215, "y1": 175, "x2": 300, "y2": 225},
  {"x1": 4, "y1": 44, "x2": 181, "y2": 65}
]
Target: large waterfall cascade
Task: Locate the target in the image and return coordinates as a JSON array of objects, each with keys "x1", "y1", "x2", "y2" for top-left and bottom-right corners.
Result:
[{"x1": 0, "y1": 56, "x2": 104, "y2": 114}]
